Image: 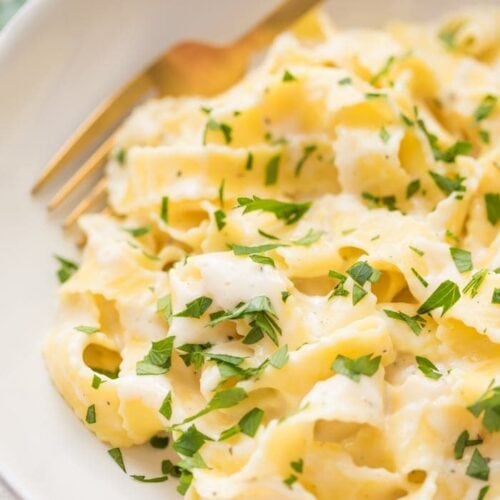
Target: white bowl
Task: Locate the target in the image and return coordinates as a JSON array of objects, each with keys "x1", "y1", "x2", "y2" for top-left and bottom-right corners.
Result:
[{"x1": 0, "y1": 0, "x2": 495, "y2": 498}]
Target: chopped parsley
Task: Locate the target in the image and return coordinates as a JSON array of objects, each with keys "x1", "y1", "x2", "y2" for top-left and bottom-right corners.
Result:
[
  {"x1": 291, "y1": 228, "x2": 324, "y2": 246},
  {"x1": 352, "y1": 284, "x2": 367, "y2": 305},
  {"x1": 466, "y1": 449, "x2": 490, "y2": 481},
  {"x1": 249, "y1": 254, "x2": 275, "y2": 267},
  {"x1": 159, "y1": 391, "x2": 173, "y2": 420},
  {"x1": 328, "y1": 270, "x2": 349, "y2": 298},
  {"x1": 429, "y1": 171, "x2": 466, "y2": 195},
  {"x1": 347, "y1": 261, "x2": 381, "y2": 286},
  {"x1": 291, "y1": 458, "x2": 304, "y2": 473},
  {"x1": 454, "y1": 430, "x2": 483, "y2": 460},
  {"x1": 131, "y1": 475, "x2": 169, "y2": 483},
  {"x1": 463, "y1": 269, "x2": 488, "y2": 298},
  {"x1": 492, "y1": 288, "x2": 500, "y2": 304},
  {"x1": 450, "y1": 247, "x2": 473, "y2": 273},
  {"x1": 406, "y1": 179, "x2": 421, "y2": 199},
  {"x1": 177, "y1": 452, "x2": 208, "y2": 471},
  {"x1": 91, "y1": 374, "x2": 103, "y2": 389},
  {"x1": 379, "y1": 127, "x2": 390, "y2": 143},
  {"x1": 473, "y1": 95, "x2": 497, "y2": 122},
  {"x1": 208, "y1": 296, "x2": 281, "y2": 346},
  {"x1": 74, "y1": 325, "x2": 99, "y2": 334},
  {"x1": 115, "y1": 148, "x2": 127, "y2": 166},
  {"x1": 269, "y1": 345, "x2": 289, "y2": 369},
  {"x1": 409, "y1": 245, "x2": 424, "y2": 256},
  {"x1": 362, "y1": 192, "x2": 397, "y2": 211},
  {"x1": 484, "y1": 193, "x2": 500, "y2": 225},
  {"x1": 338, "y1": 77, "x2": 352, "y2": 85},
  {"x1": 294, "y1": 144, "x2": 317, "y2": 177},
  {"x1": 479, "y1": 129, "x2": 490, "y2": 144},
  {"x1": 136, "y1": 336, "x2": 175, "y2": 376},
  {"x1": 438, "y1": 24, "x2": 463, "y2": 49},
  {"x1": 332, "y1": 353, "x2": 381, "y2": 382},
  {"x1": 478, "y1": 486, "x2": 490, "y2": 500},
  {"x1": 150, "y1": 435, "x2": 169, "y2": 449},
  {"x1": 284, "y1": 475, "x2": 298, "y2": 488},
  {"x1": 467, "y1": 381, "x2": 500, "y2": 432},
  {"x1": 177, "y1": 343, "x2": 211, "y2": 369},
  {"x1": 85, "y1": 404, "x2": 96, "y2": 424},
  {"x1": 55, "y1": 255, "x2": 78, "y2": 283},
  {"x1": 281, "y1": 291, "x2": 290, "y2": 302},
  {"x1": 417, "y1": 280, "x2": 460, "y2": 316},
  {"x1": 370, "y1": 55, "x2": 395, "y2": 85},
  {"x1": 160, "y1": 196, "x2": 169, "y2": 223},
  {"x1": 157, "y1": 295, "x2": 173, "y2": 325},
  {"x1": 203, "y1": 117, "x2": 232, "y2": 145},
  {"x1": 383, "y1": 309, "x2": 426, "y2": 335},
  {"x1": 415, "y1": 356, "x2": 442, "y2": 380},
  {"x1": 175, "y1": 296, "x2": 213, "y2": 318},
  {"x1": 245, "y1": 151, "x2": 253, "y2": 170},
  {"x1": 176, "y1": 470, "x2": 193, "y2": 495},
  {"x1": 219, "y1": 407, "x2": 264, "y2": 440},
  {"x1": 173, "y1": 425, "x2": 211, "y2": 457},
  {"x1": 237, "y1": 196, "x2": 311, "y2": 225},
  {"x1": 282, "y1": 69, "x2": 297, "y2": 82},
  {"x1": 265, "y1": 155, "x2": 281, "y2": 185},
  {"x1": 214, "y1": 209, "x2": 226, "y2": 230},
  {"x1": 181, "y1": 387, "x2": 247, "y2": 424},
  {"x1": 418, "y1": 119, "x2": 471, "y2": 163},
  {"x1": 108, "y1": 448, "x2": 126, "y2": 472},
  {"x1": 230, "y1": 243, "x2": 283, "y2": 255},
  {"x1": 365, "y1": 92, "x2": 386, "y2": 99},
  {"x1": 124, "y1": 225, "x2": 151, "y2": 238}
]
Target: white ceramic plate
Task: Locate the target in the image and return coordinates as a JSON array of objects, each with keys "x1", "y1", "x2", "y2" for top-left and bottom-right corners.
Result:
[{"x1": 0, "y1": 0, "x2": 495, "y2": 498}]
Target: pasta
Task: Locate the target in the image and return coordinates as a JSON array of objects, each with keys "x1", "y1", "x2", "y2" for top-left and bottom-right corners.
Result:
[{"x1": 45, "y1": 7, "x2": 500, "y2": 499}]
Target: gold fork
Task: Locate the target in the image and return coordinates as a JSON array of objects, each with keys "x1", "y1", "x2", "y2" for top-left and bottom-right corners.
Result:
[{"x1": 32, "y1": 0, "x2": 322, "y2": 228}]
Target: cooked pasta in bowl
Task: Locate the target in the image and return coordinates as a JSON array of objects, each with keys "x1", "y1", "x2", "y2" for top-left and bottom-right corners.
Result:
[{"x1": 45, "y1": 7, "x2": 500, "y2": 499}]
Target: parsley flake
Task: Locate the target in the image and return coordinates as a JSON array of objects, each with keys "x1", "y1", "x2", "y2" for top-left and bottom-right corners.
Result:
[
  {"x1": 463, "y1": 269, "x2": 488, "y2": 298},
  {"x1": 454, "y1": 430, "x2": 483, "y2": 460},
  {"x1": 55, "y1": 255, "x2": 78, "y2": 283},
  {"x1": 417, "y1": 280, "x2": 460, "y2": 316},
  {"x1": 115, "y1": 148, "x2": 127, "y2": 166},
  {"x1": 159, "y1": 391, "x2": 173, "y2": 420},
  {"x1": 383, "y1": 309, "x2": 426, "y2": 335},
  {"x1": 411, "y1": 267, "x2": 429, "y2": 287},
  {"x1": 85, "y1": 404, "x2": 96, "y2": 424},
  {"x1": 203, "y1": 117, "x2": 232, "y2": 145},
  {"x1": 370, "y1": 56, "x2": 395, "y2": 85},
  {"x1": 269, "y1": 345, "x2": 289, "y2": 369},
  {"x1": 406, "y1": 179, "x2": 421, "y2": 199},
  {"x1": 108, "y1": 448, "x2": 126, "y2": 472},
  {"x1": 136, "y1": 336, "x2": 175, "y2": 376},
  {"x1": 181, "y1": 387, "x2": 247, "y2": 424},
  {"x1": 173, "y1": 425, "x2": 211, "y2": 457},
  {"x1": 450, "y1": 247, "x2": 473, "y2": 273},
  {"x1": 332, "y1": 353, "x2": 381, "y2": 382},
  {"x1": 467, "y1": 381, "x2": 500, "y2": 432},
  {"x1": 160, "y1": 196, "x2": 169, "y2": 223},
  {"x1": 352, "y1": 284, "x2": 367, "y2": 305},
  {"x1": 415, "y1": 356, "x2": 442, "y2": 379},
  {"x1": 492, "y1": 288, "x2": 500, "y2": 304},
  {"x1": 150, "y1": 435, "x2": 169, "y2": 449},
  {"x1": 338, "y1": 77, "x2": 352, "y2": 85},
  {"x1": 249, "y1": 254, "x2": 275, "y2": 267},
  {"x1": 91, "y1": 374, "x2": 103, "y2": 389},
  {"x1": 175, "y1": 296, "x2": 213, "y2": 318},
  {"x1": 294, "y1": 144, "x2": 317, "y2": 177},
  {"x1": 474, "y1": 95, "x2": 497, "y2": 122},
  {"x1": 484, "y1": 193, "x2": 500, "y2": 225},
  {"x1": 75, "y1": 325, "x2": 99, "y2": 334},
  {"x1": 245, "y1": 151, "x2": 253, "y2": 170},
  {"x1": 265, "y1": 155, "x2": 281, "y2": 185},
  {"x1": 282, "y1": 70, "x2": 297, "y2": 82},
  {"x1": 230, "y1": 243, "x2": 283, "y2": 255},
  {"x1": 214, "y1": 209, "x2": 226, "y2": 230},
  {"x1": 429, "y1": 171, "x2": 466, "y2": 195},
  {"x1": 157, "y1": 295, "x2": 173, "y2": 325},
  {"x1": 347, "y1": 261, "x2": 381, "y2": 285},
  {"x1": 291, "y1": 228, "x2": 324, "y2": 246},
  {"x1": 379, "y1": 127, "x2": 390, "y2": 143},
  {"x1": 466, "y1": 449, "x2": 490, "y2": 481},
  {"x1": 291, "y1": 458, "x2": 304, "y2": 473},
  {"x1": 219, "y1": 407, "x2": 264, "y2": 441},
  {"x1": 237, "y1": 196, "x2": 311, "y2": 225}
]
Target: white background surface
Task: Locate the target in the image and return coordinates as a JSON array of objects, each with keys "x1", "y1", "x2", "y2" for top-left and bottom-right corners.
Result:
[{"x1": 0, "y1": 0, "x2": 498, "y2": 499}]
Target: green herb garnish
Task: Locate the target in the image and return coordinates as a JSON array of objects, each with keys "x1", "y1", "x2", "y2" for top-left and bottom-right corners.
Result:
[
  {"x1": 450, "y1": 247, "x2": 472, "y2": 273},
  {"x1": 175, "y1": 296, "x2": 213, "y2": 318},
  {"x1": 75, "y1": 325, "x2": 99, "y2": 334},
  {"x1": 332, "y1": 353, "x2": 381, "y2": 382},
  {"x1": 55, "y1": 255, "x2": 78, "y2": 283},
  {"x1": 415, "y1": 356, "x2": 442, "y2": 379},
  {"x1": 108, "y1": 448, "x2": 126, "y2": 472},
  {"x1": 136, "y1": 336, "x2": 175, "y2": 376},
  {"x1": 86, "y1": 404, "x2": 96, "y2": 424},
  {"x1": 294, "y1": 144, "x2": 317, "y2": 176},
  {"x1": 463, "y1": 269, "x2": 488, "y2": 298},
  {"x1": 219, "y1": 407, "x2": 264, "y2": 440},
  {"x1": 237, "y1": 196, "x2": 311, "y2": 225},
  {"x1": 466, "y1": 449, "x2": 490, "y2": 481},
  {"x1": 417, "y1": 280, "x2": 460, "y2": 315},
  {"x1": 474, "y1": 95, "x2": 497, "y2": 122},
  {"x1": 484, "y1": 193, "x2": 500, "y2": 225},
  {"x1": 265, "y1": 155, "x2": 281, "y2": 185},
  {"x1": 383, "y1": 309, "x2": 426, "y2": 335}
]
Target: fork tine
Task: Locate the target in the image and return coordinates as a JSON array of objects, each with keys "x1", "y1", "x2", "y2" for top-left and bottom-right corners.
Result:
[
  {"x1": 32, "y1": 72, "x2": 154, "y2": 193},
  {"x1": 63, "y1": 178, "x2": 108, "y2": 228},
  {"x1": 47, "y1": 134, "x2": 115, "y2": 211}
]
